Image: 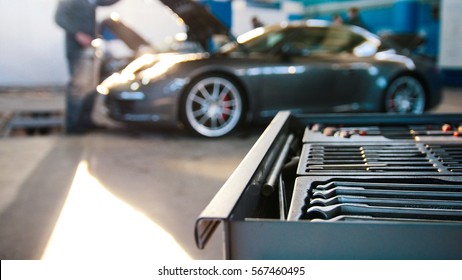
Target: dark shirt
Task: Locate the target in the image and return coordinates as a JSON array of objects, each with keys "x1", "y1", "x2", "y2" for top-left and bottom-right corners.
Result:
[
  {"x1": 55, "y1": 0, "x2": 119, "y2": 74},
  {"x1": 55, "y1": 0, "x2": 119, "y2": 37},
  {"x1": 346, "y1": 16, "x2": 368, "y2": 31}
]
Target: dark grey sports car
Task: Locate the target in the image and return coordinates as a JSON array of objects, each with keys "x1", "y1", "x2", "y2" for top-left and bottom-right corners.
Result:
[{"x1": 97, "y1": 12, "x2": 442, "y2": 137}]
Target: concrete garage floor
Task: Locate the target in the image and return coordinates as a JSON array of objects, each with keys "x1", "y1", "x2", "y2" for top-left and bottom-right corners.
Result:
[
  {"x1": 0, "y1": 103, "x2": 259, "y2": 259},
  {"x1": 0, "y1": 87, "x2": 461, "y2": 260}
]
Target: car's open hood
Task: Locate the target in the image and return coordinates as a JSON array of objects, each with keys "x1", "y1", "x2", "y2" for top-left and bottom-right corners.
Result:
[
  {"x1": 159, "y1": 0, "x2": 231, "y2": 42},
  {"x1": 101, "y1": 17, "x2": 151, "y2": 51},
  {"x1": 100, "y1": 0, "x2": 233, "y2": 53}
]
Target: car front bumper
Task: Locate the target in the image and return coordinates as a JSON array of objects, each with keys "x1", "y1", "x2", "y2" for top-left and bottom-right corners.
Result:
[{"x1": 102, "y1": 78, "x2": 188, "y2": 125}]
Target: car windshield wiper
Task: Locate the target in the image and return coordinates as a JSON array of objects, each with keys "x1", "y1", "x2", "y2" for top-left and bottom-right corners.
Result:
[
  {"x1": 228, "y1": 33, "x2": 250, "y2": 54},
  {"x1": 216, "y1": 34, "x2": 251, "y2": 55}
]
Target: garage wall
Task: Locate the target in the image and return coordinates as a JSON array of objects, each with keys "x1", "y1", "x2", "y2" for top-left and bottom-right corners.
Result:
[
  {"x1": 0, "y1": 0, "x2": 285, "y2": 88},
  {"x1": 232, "y1": 0, "x2": 287, "y2": 34},
  {"x1": 0, "y1": 0, "x2": 67, "y2": 87},
  {"x1": 299, "y1": 0, "x2": 440, "y2": 58},
  {"x1": 0, "y1": 0, "x2": 184, "y2": 87}
]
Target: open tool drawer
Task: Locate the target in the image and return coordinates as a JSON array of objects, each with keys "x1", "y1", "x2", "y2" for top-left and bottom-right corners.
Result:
[{"x1": 195, "y1": 111, "x2": 462, "y2": 259}]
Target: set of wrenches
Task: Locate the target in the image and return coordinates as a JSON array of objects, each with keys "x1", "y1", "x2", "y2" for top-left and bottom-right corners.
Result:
[
  {"x1": 304, "y1": 181, "x2": 462, "y2": 223},
  {"x1": 302, "y1": 143, "x2": 438, "y2": 173}
]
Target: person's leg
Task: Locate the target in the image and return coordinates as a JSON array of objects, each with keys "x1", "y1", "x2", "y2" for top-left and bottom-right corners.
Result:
[{"x1": 65, "y1": 44, "x2": 99, "y2": 134}]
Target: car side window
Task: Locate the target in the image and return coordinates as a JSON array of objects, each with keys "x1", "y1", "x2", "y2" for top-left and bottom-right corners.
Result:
[
  {"x1": 282, "y1": 28, "x2": 325, "y2": 56},
  {"x1": 321, "y1": 28, "x2": 365, "y2": 53},
  {"x1": 284, "y1": 27, "x2": 366, "y2": 56}
]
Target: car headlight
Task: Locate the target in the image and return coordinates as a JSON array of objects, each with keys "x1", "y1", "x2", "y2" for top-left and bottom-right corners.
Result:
[
  {"x1": 97, "y1": 85, "x2": 110, "y2": 95},
  {"x1": 97, "y1": 72, "x2": 136, "y2": 95}
]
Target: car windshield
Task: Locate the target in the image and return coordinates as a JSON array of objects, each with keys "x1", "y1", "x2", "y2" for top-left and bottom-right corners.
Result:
[
  {"x1": 240, "y1": 29, "x2": 288, "y2": 53},
  {"x1": 219, "y1": 26, "x2": 291, "y2": 54}
]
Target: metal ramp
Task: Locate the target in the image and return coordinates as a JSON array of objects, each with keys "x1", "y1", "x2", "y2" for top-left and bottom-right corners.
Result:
[
  {"x1": 0, "y1": 111, "x2": 64, "y2": 137},
  {"x1": 0, "y1": 87, "x2": 65, "y2": 137}
]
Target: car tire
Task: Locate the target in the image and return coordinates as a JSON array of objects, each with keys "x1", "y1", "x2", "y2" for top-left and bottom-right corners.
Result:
[
  {"x1": 182, "y1": 76, "x2": 244, "y2": 137},
  {"x1": 384, "y1": 75, "x2": 426, "y2": 114}
]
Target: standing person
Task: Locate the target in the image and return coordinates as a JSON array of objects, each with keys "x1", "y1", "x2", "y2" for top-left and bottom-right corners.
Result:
[
  {"x1": 251, "y1": 16, "x2": 264, "y2": 29},
  {"x1": 332, "y1": 13, "x2": 344, "y2": 26},
  {"x1": 55, "y1": 0, "x2": 119, "y2": 134},
  {"x1": 346, "y1": 6, "x2": 368, "y2": 31}
]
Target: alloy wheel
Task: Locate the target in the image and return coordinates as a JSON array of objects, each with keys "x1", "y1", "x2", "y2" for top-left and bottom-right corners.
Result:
[
  {"x1": 185, "y1": 77, "x2": 243, "y2": 137},
  {"x1": 385, "y1": 76, "x2": 426, "y2": 114}
]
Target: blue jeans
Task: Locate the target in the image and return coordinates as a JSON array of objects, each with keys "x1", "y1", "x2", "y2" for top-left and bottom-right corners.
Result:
[{"x1": 65, "y1": 46, "x2": 99, "y2": 134}]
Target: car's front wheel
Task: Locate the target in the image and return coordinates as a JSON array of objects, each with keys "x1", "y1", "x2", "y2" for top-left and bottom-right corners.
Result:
[
  {"x1": 384, "y1": 75, "x2": 426, "y2": 114},
  {"x1": 182, "y1": 76, "x2": 243, "y2": 137}
]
